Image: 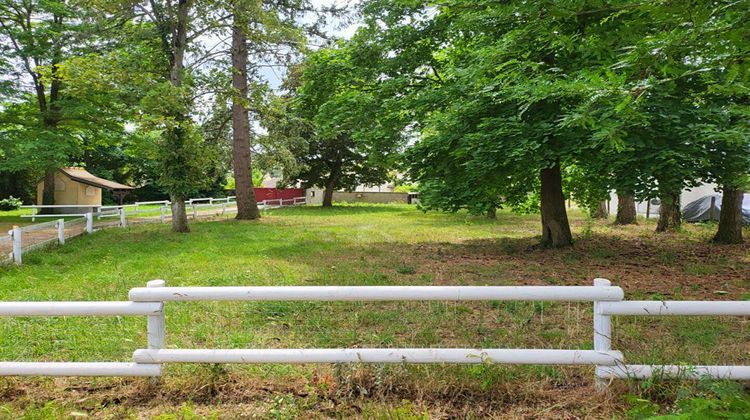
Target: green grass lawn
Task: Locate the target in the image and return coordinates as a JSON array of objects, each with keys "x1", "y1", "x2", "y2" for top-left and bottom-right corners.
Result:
[
  {"x1": 0, "y1": 208, "x2": 33, "y2": 233},
  {"x1": 0, "y1": 204, "x2": 748, "y2": 418}
]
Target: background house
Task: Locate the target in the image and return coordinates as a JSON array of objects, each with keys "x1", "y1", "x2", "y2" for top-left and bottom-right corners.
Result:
[{"x1": 36, "y1": 167, "x2": 134, "y2": 211}]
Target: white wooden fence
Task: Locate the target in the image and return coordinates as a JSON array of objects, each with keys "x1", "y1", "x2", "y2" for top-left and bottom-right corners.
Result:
[
  {"x1": 4, "y1": 216, "x2": 92, "y2": 265},
  {"x1": 20, "y1": 195, "x2": 303, "y2": 222},
  {"x1": 20, "y1": 205, "x2": 97, "y2": 222},
  {"x1": 4, "y1": 196, "x2": 306, "y2": 265},
  {"x1": 0, "y1": 279, "x2": 747, "y2": 385}
]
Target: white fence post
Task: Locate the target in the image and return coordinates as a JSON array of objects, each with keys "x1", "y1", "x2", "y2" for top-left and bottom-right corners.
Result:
[
  {"x1": 85, "y1": 212, "x2": 93, "y2": 233},
  {"x1": 120, "y1": 208, "x2": 127, "y2": 228},
  {"x1": 11, "y1": 226, "x2": 22, "y2": 265},
  {"x1": 145, "y1": 279, "x2": 166, "y2": 381},
  {"x1": 57, "y1": 219, "x2": 65, "y2": 245},
  {"x1": 31, "y1": 208, "x2": 36, "y2": 222},
  {"x1": 593, "y1": 278, "x2": 613, "y2": 390},
  {"x1": 146, "y1": 280, "x2": 166, "y2": 350},
  {"x1": 160, "y1": 206, "x2": 166, "y2": 223},
  {"x1": 192, "y1": 203, "x2": 197, "y2": 219}
]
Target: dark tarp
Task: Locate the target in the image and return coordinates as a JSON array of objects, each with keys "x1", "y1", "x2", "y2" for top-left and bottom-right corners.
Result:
[{"x1": 682, "y1": 193, "x2": 750, "y2": 223}]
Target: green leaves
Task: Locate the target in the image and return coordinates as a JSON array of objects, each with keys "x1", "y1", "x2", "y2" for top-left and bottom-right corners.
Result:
[{"x1": 349, "y1": 0, "x2": 750, "y2": 217}]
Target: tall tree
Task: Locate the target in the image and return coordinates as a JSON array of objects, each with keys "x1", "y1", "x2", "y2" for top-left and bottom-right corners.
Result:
[
  {"x1": 703, "y1": 114, "x2": 749, "y2": 244},
  {"x1": 357, "y1": 0, "x2": 652, "y2": 247},
  {"x1": 270, "y1": 43, "x2": 398, "y2": 207},
  {"x1": 573, "y1": 0, "x2": 749, "y2": 235},
  {"x1": 230, "y1": 11, "x2": 261, "y2": 219},
  {"x1": 0, "y1": 0, "x2": 92, "y2": 207},
  {"x1": 228, "y1": 0, "x2": 312, "y2": 219},
  {"x1": 113, "y1": 0, "x2": 228, "y2": 232}
]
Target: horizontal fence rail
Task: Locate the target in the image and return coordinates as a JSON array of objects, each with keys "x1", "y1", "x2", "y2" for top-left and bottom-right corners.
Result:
[
  {"x1": 0, "y1": 302, "x2": 162, "y2": 316},
  {"x1": 21, "y1": 213, "x2": 88, "y2": 220},
  {"x1": 0, "y1": 362, "x2": 161, "y2": 377},
  {"x1": 0, "y1": 279, "x2": 747, "y2": 388},
  {"x1": 128, "y1": 285, "x2": 624, "y2": 302},
  {"x1": 21, "y1": 205, "x2": 102, "y2": 208},
  {"x1": 599, "y1": 365, "x2": 750, "y2": 380},
  {"x1": 20, "y1": 219, "x2": 59, "y2": 232},
  {"x1": 600, "y1": 301, "x2": 750, "y2": 316},
  {"x1": 132, "y1": 349, "x2": 625, "y2": 365}
]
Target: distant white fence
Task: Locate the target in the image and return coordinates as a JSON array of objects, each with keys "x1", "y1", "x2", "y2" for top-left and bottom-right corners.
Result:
[
  {"x1": 5, "y1": 196, "x2": 306, "y2": 265},
  {"x1": 20, "y1": 195, "x2": 302, "y2": 222},
  {"x1": 20, "y1": 205, "x2": 97, "y2": 222},
  {"x1": 4, "y1": 216, "x2": 92, "y2": 265},
  {"x1": 0, "y1": 279, "x2": 747, "y2": 385}
]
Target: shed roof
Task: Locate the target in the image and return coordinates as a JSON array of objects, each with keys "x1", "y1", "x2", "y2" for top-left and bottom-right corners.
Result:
[{"x1": 59, "y1": 167, "x2": 134, "y2": 190}]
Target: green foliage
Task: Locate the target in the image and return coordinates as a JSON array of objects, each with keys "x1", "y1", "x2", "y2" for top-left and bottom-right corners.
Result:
[
  {"x1": 351, "y1": 0, "x2": 750, "y2": 224},
  {"x1": 0, "y1": 0, "x2": 132, "y2": 178},
  {"x1": 0, "y1": 196, "x2": 22, "y2": 211},
  {"x1": 627, "y1": 381, "x2": 750, "y2": 419},
  {"x1": 265, "y1": 41, "x2": 405, "y2": 196},
  {"x1": 565, "y1": 1, "x2": 750, "y2": 199},
  {"x1": 225, "y1": 168, "x2": 264, "y2": 190},
  {"x1": 564, "y1": 165, "x2": 609, "y2": 218},
  {"x1": 393, "y1": 184, "x2": 416, "y2": 193},
  {"x1": 353, "y1": 1, "x2": 632, "y2": 219}
]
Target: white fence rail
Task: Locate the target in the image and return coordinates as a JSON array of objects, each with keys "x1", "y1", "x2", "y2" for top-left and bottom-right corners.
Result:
[
  {"x1": 132, "y1": 348, "x2": 623, "y2": 366},
  {"x1": 3, "y1": 215, "x2": 93, "y2": 265},
  {"x1": 127, "y1": 285, "x2": 624, "y2": 302},
  {"x1": 20, "y1": 205, "x2": 98, "y2": 222},
  {"x1": 0, "y1": 279, "x2": 747, "y2": 386},
  {"x1": 20, "y1": 195, "x2": 305, "y2": 222}
]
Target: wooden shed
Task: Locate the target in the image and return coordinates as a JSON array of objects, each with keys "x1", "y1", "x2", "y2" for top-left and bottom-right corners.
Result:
[{"x1": 36, "y1": 168, "x2": 134, "y2": 208}]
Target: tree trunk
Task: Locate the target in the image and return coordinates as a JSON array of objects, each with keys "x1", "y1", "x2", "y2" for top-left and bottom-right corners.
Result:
[
  {"x1": 540, "y1": 163, "x2": 573, "y2": 248},
  {"x1": 615, "y1": 193, "x2": 637, "y2": 225},
  {"x1": 593, "y1": 201, "x2": 608, "y2": 219},
  {"x1": 170, "y1": 0, "x2": 189, "y2": 87},
  {"x1": 170, "y1": 193, "x2": 190, "y2": 233},
  {"x1": 322, "y1": 159, "x2": 341, "y2": 208},
  {"x1": 231, "y1": 20, "x2": 260, "y2": 220},
  {"x1": 165, "y1": 0, "x2": 192, "y2": 233},
  {"x1": 714, "y1": 187, "x2": 744, "y2": 244},
  {"x1": 656, "y1": 192, "x2": 681, "y2": 232},
  {"x1": 322, "y1": 177, "x2": 336, "y2": 208},
  {"x1": 41, "y1": 169, "x2": 56, "y2": 210},
  {"x1": 487, "y1": 204, "x2": 497, "y2": 219}
]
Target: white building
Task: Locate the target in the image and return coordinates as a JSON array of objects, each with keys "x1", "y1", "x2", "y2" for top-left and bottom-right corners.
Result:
[{"x1": 608, "y1": 183, "x2": 718, "y2": 218}]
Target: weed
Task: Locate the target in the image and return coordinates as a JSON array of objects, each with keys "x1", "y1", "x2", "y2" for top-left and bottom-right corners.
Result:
[{"x1": 396, "y1": 265, "x2": 416, "y2": 275}]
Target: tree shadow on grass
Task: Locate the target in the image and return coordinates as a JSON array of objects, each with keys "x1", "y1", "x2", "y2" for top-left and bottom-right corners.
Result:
[{"x1": 231, "y1": 221, "x2": 749, "y2": 298}]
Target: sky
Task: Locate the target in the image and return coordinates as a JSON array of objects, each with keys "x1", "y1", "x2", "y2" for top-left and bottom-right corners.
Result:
[{"x1": 257, "y1": 0, "x2": 362, "y2": 89}]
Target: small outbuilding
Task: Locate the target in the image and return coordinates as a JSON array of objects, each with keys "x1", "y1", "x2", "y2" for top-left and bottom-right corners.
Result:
[
  {"x1": 683, "y1": 193, "x2": 750, "y2": 224},
  {"x1": 36, "y1": 168, "x2": 134, "y2": 210}
]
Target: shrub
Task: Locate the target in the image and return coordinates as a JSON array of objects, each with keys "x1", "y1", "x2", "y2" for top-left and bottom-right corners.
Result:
[
  {"x1": 0, "y1": 196, "x2": 22, "y2": 211},
  {"x1": 393, "y1": 183, "x2": 417, "y2": 193}
]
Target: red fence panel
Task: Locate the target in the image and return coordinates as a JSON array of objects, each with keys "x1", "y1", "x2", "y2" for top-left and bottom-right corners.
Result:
[{"x1": 253, "y1": 188, "x2": 305, "y2": 202}]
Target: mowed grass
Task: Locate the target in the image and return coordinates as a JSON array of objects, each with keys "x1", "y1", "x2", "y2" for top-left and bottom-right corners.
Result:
[
  {"x1": 0, "y1": 204, "x2": 748, "y2": 418},
  {"x1": 0, "y1": 208, "x2": 33, "y2": 232}
]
